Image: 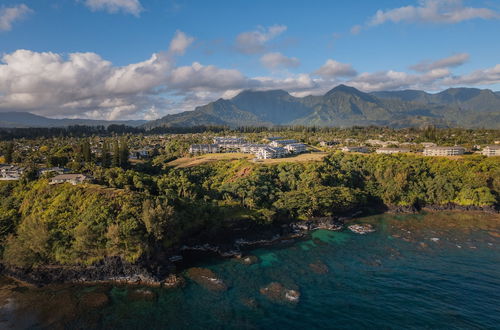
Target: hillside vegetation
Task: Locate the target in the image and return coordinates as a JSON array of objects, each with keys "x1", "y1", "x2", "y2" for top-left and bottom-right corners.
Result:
[{"x1": 1, "y1": 152, "x2": 498, "y2": 268}]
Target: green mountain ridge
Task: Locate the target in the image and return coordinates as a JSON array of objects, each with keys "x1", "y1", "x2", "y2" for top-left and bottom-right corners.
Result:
[{"x1": 146, "y1": 85, "x2": 500, "y2": 129}]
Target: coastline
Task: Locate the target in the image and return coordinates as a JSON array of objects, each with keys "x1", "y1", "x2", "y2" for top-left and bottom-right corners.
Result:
[{"x1": 1, "y1": 205, "x2": 498, "y2": 288}]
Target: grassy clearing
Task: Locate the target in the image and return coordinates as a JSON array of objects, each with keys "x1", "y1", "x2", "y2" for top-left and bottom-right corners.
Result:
[{"x1": 167, "y1": 152, "x2": 328, "y2": 168}]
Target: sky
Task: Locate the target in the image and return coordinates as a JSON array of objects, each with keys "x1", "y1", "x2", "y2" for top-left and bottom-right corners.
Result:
[{"x1": 0, "y1": 0, "x2": 500, "y2": 120}]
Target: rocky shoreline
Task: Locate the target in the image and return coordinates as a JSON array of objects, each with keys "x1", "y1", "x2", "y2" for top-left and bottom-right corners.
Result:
[{"x1": 1, "y1": 205, "x2": 496, "y2": 287}]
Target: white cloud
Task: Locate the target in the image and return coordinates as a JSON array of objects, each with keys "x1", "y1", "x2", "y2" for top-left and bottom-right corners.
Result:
[
  {"x1": 168, "y1": 30, "x2": 195, "y2": 56},
  {"x1": 235, "y1": 24, "x2": 287, "y2": 54},
  {"x1": 350, "y1": 25, "x2": 362, "y2": 35},
  {"x1": 314, "y1": 59, "x2": 357, "y2": 78},
  {"x1": 260, "y1": 52, "x2": 300, "y2": 69},
  {"x1": 410, "y1": 53, "x2": 470, "y2": 72},
  {"x1": 1, "y1": 30, "x2": 499, "y2": 120},
  {"x1": 354, "y1": 0, "x2": 499, "y2": 32},
  {"x1": 443, "y1": 64, "x2": 500, "y2": 86},
  {"x1": 84, "y1": 0, "x2": 143, "y2": 16},
  {"x1": 0, "y1": 4, "x2": 32, "y2": 31}
]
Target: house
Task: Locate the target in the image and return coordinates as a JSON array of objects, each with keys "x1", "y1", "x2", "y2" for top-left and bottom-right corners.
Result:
[
  {"x1": 481, "y1": 145, "x2": 500, "y2": 157},
  {"x1": 49, "y1": 174, "x2": 92, "y2": 185},
  {"x1": 423, "y1": 146, "x2": 465, "y2": 156},
  {"x1": 319, "y1": 141, "x2": 339, "y2": 147},
  {"x1": 269, "y1": 139, "x2": 298, "y2": 147},
  {"x1": 341, "y1": 146, "x2": 369, "y2": 153},
  {"x1": 0, "y1": 165, "x2": 25, "y2": 180},
  {"x1": 375, "y1": 148, "x2": 410, "y2": 154},
  {"x1": 38, "y1": 167, "x2": 70, "y2": 176},
  {"x1": 213, "y1": 137, "x2": 246, "y2": 148},
  {"x1": 256, "y1": 146, "x2": 288, "y2": 159},
  {"x1": 189, "y1": 144, "x2": 220, "y2": 154},
  {"x1": 284, "y1": 143, "x2": 307, "y2": 154},
  {"x1": 130, "y1": 149, "x2": 150, "y2": 159}
]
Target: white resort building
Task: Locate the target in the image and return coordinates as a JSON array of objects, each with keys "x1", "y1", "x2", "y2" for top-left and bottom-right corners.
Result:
[
  {"x1": 269, "y1": 139, "x2": 298, "y2": 147},
  {"x1": 239, "y1": 144, "x2": 268, "y2": 154},
  {"x1": 481, "y1": 145, "x2": 500, "y2": 157},
  {"x1": 423, "y1": 146, "x2": 465, "y2": 156},
  {"x1": 375, "y1": 148, "x2": 410, "y2": 154},
  {"x1": 284, "y1": 143, "x2": 307, "y2": 154},
  {"x1": 256, "y1": 147, "x2": 288, "y2": 159},
  {"x1": 189, "y1": 144, "x2": 220, "y2": 154},
  {"x1": 341, "y1": 146, "x2": 369, "y2": 153},
  {"x1": 213, "y1": 137, "x2": 247, "y2": 148}
]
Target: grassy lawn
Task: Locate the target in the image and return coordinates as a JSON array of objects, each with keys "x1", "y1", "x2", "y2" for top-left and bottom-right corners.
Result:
[{"x1": 167, "y1": 152, "x2": 328, "y2": 168}]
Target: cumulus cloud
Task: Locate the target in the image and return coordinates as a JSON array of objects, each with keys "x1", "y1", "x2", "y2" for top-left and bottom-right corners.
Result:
[
  {"x1": 0, "y1": 4, "x2": 32, "y2": 31},
  {"x1": 354, "y1": 0, "x2": 499, "y2": 32},
  {"x1": 410, "y1": 53, "x2": 470, "y2": 72},
  {"x1": 260, "y1": 52, "x2": 300, "y2": 69},
  {"x1": 168, "y1": 30, "x2": 195, "y2": 55},
  {"x1": 314, "y1": 59, "x2": 357, "y2": 78},
  {"x1": 443, "y1": 64, "x2": 500, "y2": 86},
  {"x1": 84, "y1": 0, "x2": 143, "y2": 16},
  {"x1": 235, "y1": 25, "x2": 287, "y2": 54}
]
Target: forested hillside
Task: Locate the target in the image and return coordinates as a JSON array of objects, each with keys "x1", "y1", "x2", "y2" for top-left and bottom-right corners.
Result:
[{"x1": 1, "y1": 153, "x2": 498, "y2": 269}]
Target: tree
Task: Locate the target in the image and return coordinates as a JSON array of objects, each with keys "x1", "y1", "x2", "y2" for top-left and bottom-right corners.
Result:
[
  {"x1": 119, "y1": 138, "x2": 130, "y2": 169},
  {"x1": 112, "y1": 140, "x2": 120, "y2": 167},
  {"x1": 4, "y1": 142, "x2": 14, "y2": 163},
  {"x1": 82, "y1": 140, "x2": 92, "y2": 162},
  {"x1": 101, "y1": 142, "x2": 112, "y2": 168}
]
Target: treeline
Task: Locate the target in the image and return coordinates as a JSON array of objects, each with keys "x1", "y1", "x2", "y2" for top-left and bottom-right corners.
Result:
[{"x1": 0, "y1": 153, "x2": 498, "y2": 268}]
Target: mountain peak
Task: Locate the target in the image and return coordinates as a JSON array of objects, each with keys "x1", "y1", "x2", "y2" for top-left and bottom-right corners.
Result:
[
  {"x1": 233, "y1": 89, "x2": 290, "y2": 99},
  {"x1": 325, "y1": 84, "x2": 363, "y2": 96}
]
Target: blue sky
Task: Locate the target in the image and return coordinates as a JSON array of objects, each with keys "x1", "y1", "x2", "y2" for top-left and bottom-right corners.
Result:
[{"x1": 1, "y1": 0, "x2": 499, "y2": 119}]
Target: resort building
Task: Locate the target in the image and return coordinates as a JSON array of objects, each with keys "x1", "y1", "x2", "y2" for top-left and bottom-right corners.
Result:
[
  {"x1": 421, "y1": 142, "x2": 437, "y2": 148},
  {"x1": 49, "y1": 174, "x2": 92, "y2": 185},
  {"x1": 239, "y1": 144, "x2": 268, "y2": 154},
  {"x1": 375, "y1": 148, "x2": 410, "y2": 154},
  {"x1": 189, "y1": 144, "x2": 220, "y2": 154},
  {"x1": 284, "y1": 143, "x2": 307, "y2": 154},
  {"x1": 481, "y1": 145, "x2": 500, "y2": 157},
  {"x1": 0, "y1": 165, "x2": 25, "y2": 180},
  {"x1": 256, "y1": 147, "x2": 288, "y2": 159},
  {"x1": 269, "y1": 139, "x2": 298, "y2": 147},
  {"x1": 213, "y1": 137, "x2": 246, "y2": 148},
  {"x1": 341, "y1": 146, "x2": 369, "y2": 153},
  {"x1": 423, "y1": 146, "x2": 465, "y2": 156}
]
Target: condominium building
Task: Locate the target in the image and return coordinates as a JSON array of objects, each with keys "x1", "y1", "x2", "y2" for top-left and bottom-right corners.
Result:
[
  {"x1": 284, "y1": 143, "x2": 307, "y2": 153},
  {"x1": 0, "y1": 165, "x2": 25, "y2": 180},
  {"x1": 256, "y1": 147, "x2": 288, "y2": 159},
  {"x1": 213, "y1": 137, "x2": 247, "y2": 148},
  {"x1": 189, "y1": 144, "x2": 220, "y2": 154},
  {"x1": 481, "y1": 145, "x2": 500, "y2": 157},
  {"x1": 269, "y1": 139, "x2": 298, "y2": 147},
  {"x1": 375, "y1": 148, "x2": 410, "y2": 154},
  {"x1": 341, "y1": 146, "x2": 369, "y2": 153},
  {"x1": 423, "y1": 146, "x2": 465, "y2": 156},
  {"x1": 239, "y1": 144, "x2": 268, "y2": 154}
]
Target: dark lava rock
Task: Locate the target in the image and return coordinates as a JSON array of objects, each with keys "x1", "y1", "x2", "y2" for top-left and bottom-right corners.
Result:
[
  {"x1": 163, "y1": 274, "x2": 185, "y2": 289},
  {"x1": 238, "y1": 255, "x2": 259, "y2": 265},
  {"x1": 186, "y1": 268, "x2": 227, "y2": 291},
  {"x1": 79, "y1": 292, "x2": 109, "y2": 309},
  {"x1": 259, "y1": 282, "x2": 300, "y2": 304},
  {"x1": 309, "y1": 261, "x2": 329, "y2": 274},
  {"x1": 348, "y1": 224, "x2": 375, "y2": 234},
  {"x1": 128, "y1": 288, "x2": 157, "y2": 302}
]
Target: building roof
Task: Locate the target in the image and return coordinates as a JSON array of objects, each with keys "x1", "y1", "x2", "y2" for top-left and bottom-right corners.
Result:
[{"x1": 51, "y1": 174, "x2": 89, "y2": 180}]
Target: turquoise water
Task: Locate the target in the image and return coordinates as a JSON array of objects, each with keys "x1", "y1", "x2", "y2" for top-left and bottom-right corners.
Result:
[{"x1": 1, "y1": 212, "x2": 499, "y2": 329}]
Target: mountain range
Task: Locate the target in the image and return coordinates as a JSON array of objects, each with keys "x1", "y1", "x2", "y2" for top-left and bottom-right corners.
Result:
[
  {"x1": 1, "y1": 85, "x2": 499, "y2": 129},
  {"x1": 145, "y1": 85, "x2": 500, "y2": 129},
  {"x1": 0, "y1": 112, "x2": 146, "y2": 128}
]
